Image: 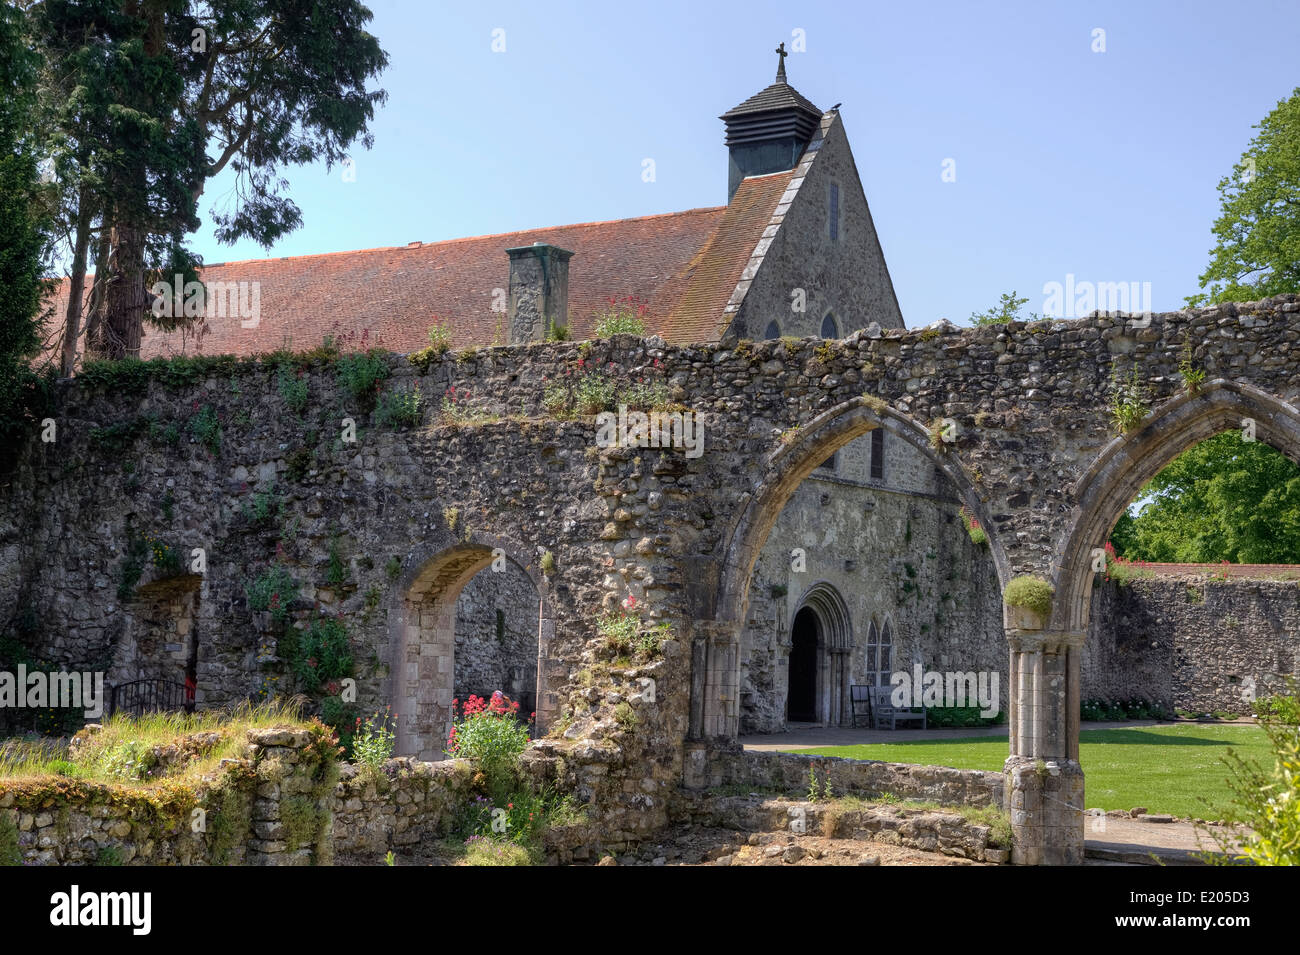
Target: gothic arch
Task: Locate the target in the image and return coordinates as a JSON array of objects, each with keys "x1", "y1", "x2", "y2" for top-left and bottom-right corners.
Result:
[
  {"x1": 716, "y1": 396, "x2": 1007, "y2": 627},
  {"x1": 697, "y1": 396, "x2": 1005, "y2": 738},
  {"x1": 1055, "y1": 379, "x2": 1300, "y2": 633},
  {"x1": 387, "y1": 533, "x2": 553, "y2": 758}
]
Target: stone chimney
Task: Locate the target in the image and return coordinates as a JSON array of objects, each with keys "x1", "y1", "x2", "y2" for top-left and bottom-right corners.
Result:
[{"x1": 506, "y1": 243, "x2": 574, "y2": 343}]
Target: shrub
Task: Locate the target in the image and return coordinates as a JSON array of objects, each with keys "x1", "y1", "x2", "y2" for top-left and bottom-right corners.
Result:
[
  {"x1": 959, "y1": 506, "x2": 987, "y2": 546},
  {"x1": 1255, "y1": 692, "x2": 1300, "y2": 726},
  {"x1": 1212, "y1": 690, "x2": 1300, "y2": 865},
  {"x1": 376, "y1": 383, "x2": 423, "y2": 428},
  {"x1": 1179, "y1": 337, "x2": 1206, "y2": 394},
  {"x1": 597, "y1": 610, "x2": 639, "y2": 656},
  {"x1": 446, "y1": 692, "x2": 530, "y2": 800},
  {"x1": 293, "y1": 616, "x2": 353, "y2": 693},
  {"x1": 351, "y1": 708, "x2": 396, "y2": 777},
  {"x1": 1003, "y1": 576, "x2": 1054, "y2": 619},
  {"x1": 1109, "y1": 364, "x2": 1149, "y2": 434},
  {"x1": 277, "y1": 363, "x2": 310, "y2": 414},
  {"x1": 336, "y1": 349, "x2": 390, "y2": 403},
  {"x1": 145, "y1": 535, "x2": 185, "y2": 577},
  {"x1": 188, "y1": 404, "x2": 222, "y2": 455},
  {"x1": 426, "y1": 322, "x2": 452, "y2": 355},
  {"x1": 593, "y1": 296, "x2": 649, "y2": 337},
  {"x1": 245, "y1": 564, "x2": 299, "y2": 625}
]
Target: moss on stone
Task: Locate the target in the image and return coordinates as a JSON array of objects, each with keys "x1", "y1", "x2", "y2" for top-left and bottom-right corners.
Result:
[{"x1": 0, "y1": 811, "x2": 19, "y2": 866}]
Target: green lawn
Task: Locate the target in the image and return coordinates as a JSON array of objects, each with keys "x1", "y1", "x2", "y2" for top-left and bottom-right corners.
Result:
[{"x1": 791, "y1": 724, "x2": 1271, "y2": 819}]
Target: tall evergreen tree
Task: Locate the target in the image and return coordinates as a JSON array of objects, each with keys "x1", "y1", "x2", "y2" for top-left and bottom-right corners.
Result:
[
  {"x1": 32, "y1": 0, "x2": 388, "y2": 362},
  {"x1": 0, "y1": 1, "x2": 55, "y2": 453}
]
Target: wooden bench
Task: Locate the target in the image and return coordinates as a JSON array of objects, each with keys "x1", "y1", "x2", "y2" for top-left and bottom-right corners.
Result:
[{"x1": 869, "y1": 685, "x2": 926, "y2": 730}]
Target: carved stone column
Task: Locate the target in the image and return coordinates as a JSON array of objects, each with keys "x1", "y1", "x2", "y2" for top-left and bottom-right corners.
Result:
[{"x1": 1005, "y1": 627, "x2": 1086, "y2": 865}]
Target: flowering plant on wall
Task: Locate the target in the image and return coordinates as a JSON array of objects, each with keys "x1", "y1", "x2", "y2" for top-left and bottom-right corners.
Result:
[{"x1": 446, "y1": 691, "x2": 531, "y2": 800}]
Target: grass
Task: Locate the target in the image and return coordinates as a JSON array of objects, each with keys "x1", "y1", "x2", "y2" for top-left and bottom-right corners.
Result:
[
  {"x1": 789, "y1": 723, "x2": 1272, "y2": 819},
  {"x1": 0, "y1": 701, "x2": 315, "y2": 789}
]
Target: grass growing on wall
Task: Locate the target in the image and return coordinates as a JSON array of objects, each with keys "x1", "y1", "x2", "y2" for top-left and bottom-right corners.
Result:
[
  {"x1": 0, "y1": 701, "x2": 316, "y2": 788},
  {"x1": 788, "y1": 723, "x2": 1270, "y2": 819}
]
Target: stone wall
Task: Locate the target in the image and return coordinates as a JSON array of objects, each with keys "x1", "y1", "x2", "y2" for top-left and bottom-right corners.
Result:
[
  {"x1": 684, "y1": 742, "x2": 1006, "y2": 810},
  {"x1": 331, "y1": 757, "x2": 472, "y2": 856},
  {"x1": 740, "y1": 449, "x2": 1005, "y2": 732},
  {"x1": 1085, "y1": 575, "x2": 1300, "y2": 711},
  {"x1": 0, "y1": 726, "x2": 336, "y2": 866},
  {"x1": 3, "y1": 296, "x2": 1300, "y2": 860}
]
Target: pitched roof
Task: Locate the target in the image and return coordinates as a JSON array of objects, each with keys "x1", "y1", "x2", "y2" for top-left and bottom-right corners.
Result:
[
  {"x1": 104, "y1": 172, "x2": 792, "y2": 358},
  {"x1": 720, "y1": 79, "x2": 822, "y2": 122}
]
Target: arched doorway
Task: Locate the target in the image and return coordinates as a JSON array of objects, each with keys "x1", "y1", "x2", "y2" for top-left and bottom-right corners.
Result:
[
  {"x1": 700, "y1": 396, "x2": 1002, "y2": 740},
  {"x1": 388, "y1": 538, "x2": 553, "y2": 759},
  {"x1": 787, "y1": 607, "x2": 819, "y2": 722}
]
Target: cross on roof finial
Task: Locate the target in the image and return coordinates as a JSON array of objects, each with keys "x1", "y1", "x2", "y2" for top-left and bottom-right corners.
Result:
[{"x1": 775, "y1": 41, "x2": 788, "y2": 82}]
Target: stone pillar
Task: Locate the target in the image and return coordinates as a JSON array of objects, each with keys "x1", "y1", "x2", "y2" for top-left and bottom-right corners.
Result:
[
  {"x1": 1005, "y1": 627, "x2": 1086, "y2": 865},
  {"x1": 506, "y1": 243, "x2": 574, "y2": 343},
  {"x1": 533, "y1": 592, "x2": 562, "y2": 737},
  {"x1": 694, "y1": 621, "x2": 741, "y2": 738}
]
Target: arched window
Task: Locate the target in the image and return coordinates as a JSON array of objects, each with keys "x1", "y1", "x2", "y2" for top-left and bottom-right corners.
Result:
[
  {"x1": 821, "y1": 313, "x2": 838, "y2": 339},
  {"x1": 764, "y1": 319, "x2": 781, "y2": 340},
  {"x1": 878, "y1": 618, "x2": 893, "y2": 685},
  {"x1": 865, "y1": 619, "x2": 893, "y2": 687}
]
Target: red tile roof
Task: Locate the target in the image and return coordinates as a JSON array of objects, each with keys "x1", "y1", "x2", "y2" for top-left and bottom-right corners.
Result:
[{"x1": 56, "y1": 174, "x2": 788, "y2": 359}]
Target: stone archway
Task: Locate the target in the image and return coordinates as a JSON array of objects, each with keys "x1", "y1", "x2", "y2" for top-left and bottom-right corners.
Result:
[
  {"x1": 388, "y1": 537, "x2": 554, "y2": 760},
  {"x1": 695, "y1": 396, "x2": 1004, "y2": 739},
  {"x1": 1056, "y1": 380, "x2": 1300, "y2": 633},
  {"x1": 1003, "y1": 379, "x2": 1300, "y2": 864}
]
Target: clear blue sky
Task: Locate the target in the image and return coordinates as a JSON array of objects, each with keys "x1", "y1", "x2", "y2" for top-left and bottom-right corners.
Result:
[{"x1": 189, "y1": 0, "x2": 1300, "y2": 328}]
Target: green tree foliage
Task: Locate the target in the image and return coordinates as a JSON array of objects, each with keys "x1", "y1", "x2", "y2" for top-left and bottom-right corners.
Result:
[
  {"x1": 0, "y1": 2, "x2": 55, "y2": 461},
  {"x1": 968, "y1": 290, "x2": 1038, "y2": 326},
  {"x1": 1110, "y1": 432, "x2": 1300, "y2": 563},
  {"x1": 32, "y1": 0, "x2": 389, "y2": 361},
  {"x1": 1187, "y1": 88, "x2": 1300, "y2": 306}
]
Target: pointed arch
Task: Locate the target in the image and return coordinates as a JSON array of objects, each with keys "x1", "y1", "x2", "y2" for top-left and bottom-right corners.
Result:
[
  {"x1": 715, "y1": 396, "x2": 1007, "y2": 627},
  {"x1": 1055, "y1": 379, "x2": 1300, "y2": 632}
]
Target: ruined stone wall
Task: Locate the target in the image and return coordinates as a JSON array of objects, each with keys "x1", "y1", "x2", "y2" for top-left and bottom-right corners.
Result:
[
  {"x1": 0, "y1": 727, "x2": 336, "y2": 866},
  {"x1": 740, "y1": 431, "x2": 1004, "y2": 732},
  {"x1": 1085, "y1": 575, "x2": 1300, "y2": 712},
  {"x1": 685, "y1": 742, "x2": 1006, "y2": 809},
  {"x1": 2, "y1": 296, "x2": 1299, "y2": 842},
  {"x1": 331, "y1": 757, "x2": 472, "y2": 856}
]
